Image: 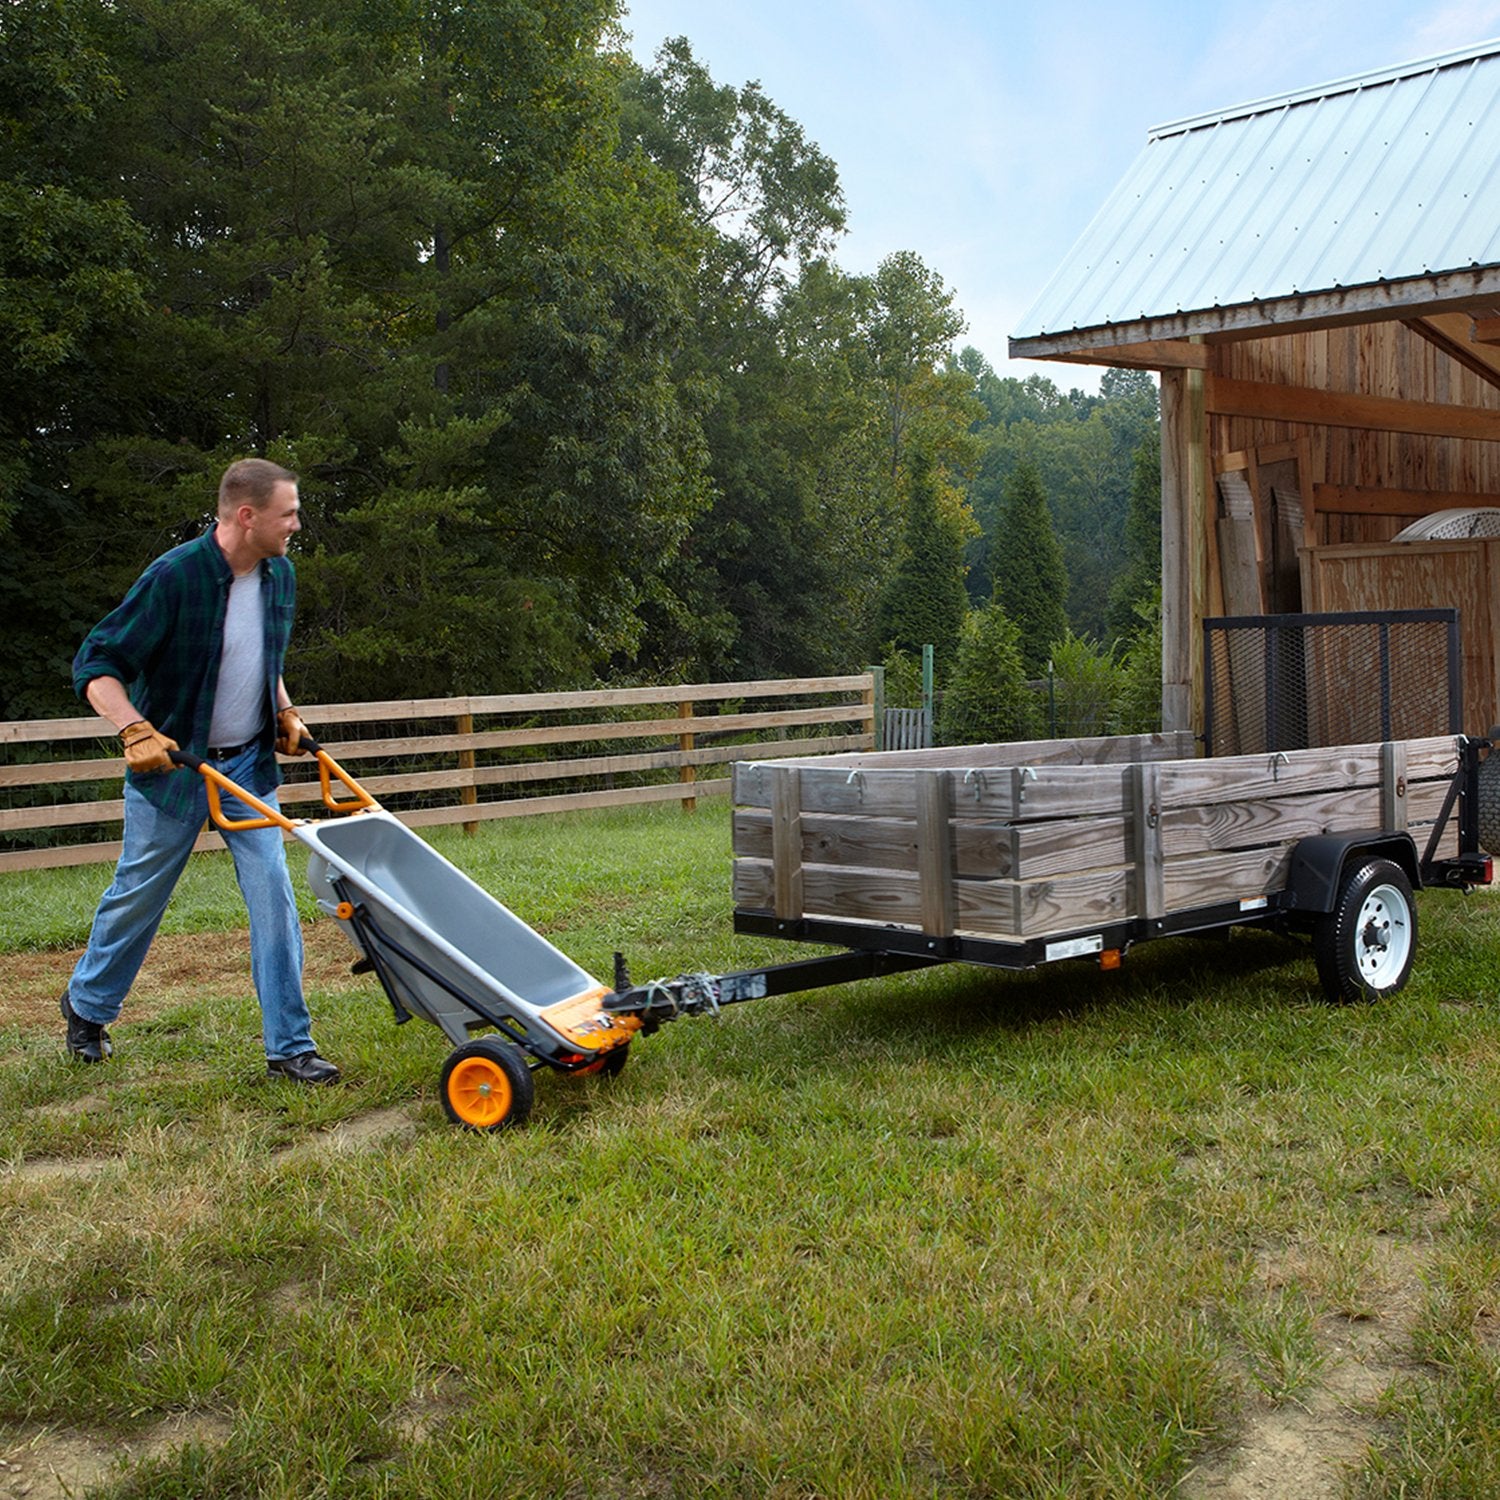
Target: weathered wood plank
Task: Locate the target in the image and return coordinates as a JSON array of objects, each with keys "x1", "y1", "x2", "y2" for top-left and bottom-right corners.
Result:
[
  {"x1": 772, "y1": 768, "x2": 804, "y2": 921},
  {"x1": 1162, "y1": 844, "x2": 1295, "y2": 911},
  {"x1": 733, "y1": 858, "x2": 923, "y2": 927},
  {"x1": 0, "y1": 798, "x2": 125, "y2": 833},
  {"x1": 733, "y1": 764, "x2": 918, "y2": 816},
  {"x1": 801, "y1": 730, "x2": 1195, "y2": 771},
  {"x1": 988, "y1": 869, "x2": 1133, "y2": 936},
  {"x1": 1131, "y1": 762, "x2": 1165, "y2": 920},
  {"x1": 917, "y1": 770, "x2": 955, "y2": 937},
  {"x1": 735, "y1": 857, "x2": 1136, "y2": 941},
  {"x1": 283, "y1": 705, "x2": 872, "y2": 762},
  {"x1": 1159, "y1": 784, "x2": 1383, "y2": 856},
  {"x1": 1312, "y1": 484, "x2": 1500, "y2": 517},
  {"x1": 733, "y1": 808, "x2": 1134, "y2": 883},
  {"x1": 301, "y1": 677, "x2": 876, "y2": 724},
  {"x1": 1156, "y1": 737, "x2": 1457, "y2": 808},
  {"x1": 1382, "y1": 741, "x2": 1408, "y2": 832},
  {"x1": 1206, "y1": 374, "x2": 1500, "y2": 443},
  {"x1": 0, "y1": 755, "x2": 121, "y2": 788}
]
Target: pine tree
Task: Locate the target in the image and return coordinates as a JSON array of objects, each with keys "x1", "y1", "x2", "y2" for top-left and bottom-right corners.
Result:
[
  {"x1": 992, "y1": 458, "x2": 1067, "y2": 675},
  {"x1": 873, "y1": 447, "x2": 969, "y2": 682}
]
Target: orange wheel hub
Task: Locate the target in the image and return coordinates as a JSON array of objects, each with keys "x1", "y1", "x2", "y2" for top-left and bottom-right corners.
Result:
[{"x1": 445, "y1": 1055, "x2": 514, "y2": 1128}]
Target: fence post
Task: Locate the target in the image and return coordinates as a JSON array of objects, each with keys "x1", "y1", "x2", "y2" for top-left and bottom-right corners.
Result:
[
  {"x1": 866, "y1": 666, "x2": 885, "y2": 750},
  {"x1": 678, "y1": 698, "x2": 696, "y2": 812},
  {"x1": 921, "y1": 645, "x2": 935, "y2": 747},
  {"x1": 457, "y1": 712, "x2": 478, "y2": 835}
]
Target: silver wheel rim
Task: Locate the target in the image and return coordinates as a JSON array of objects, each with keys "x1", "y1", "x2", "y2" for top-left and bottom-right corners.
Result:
[{"x1": 1355, "y1": 882, "x2": 1412, "y2": 989}]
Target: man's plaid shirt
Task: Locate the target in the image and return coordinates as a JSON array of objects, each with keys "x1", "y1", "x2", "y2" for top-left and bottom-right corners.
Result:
[{"x1": 73, "y1": 529, "x2": 295, "y2": 824}]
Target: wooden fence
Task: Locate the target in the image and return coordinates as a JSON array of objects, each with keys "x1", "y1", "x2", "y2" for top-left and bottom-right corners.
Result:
[{"x1": 0, "y1": 675, "x2": 876, "y2": 874}]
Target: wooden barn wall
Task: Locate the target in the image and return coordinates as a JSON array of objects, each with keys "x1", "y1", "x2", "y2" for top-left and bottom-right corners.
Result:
[{"x1": 1212, "y1": 321, "x2": 1500, "y2": 544}]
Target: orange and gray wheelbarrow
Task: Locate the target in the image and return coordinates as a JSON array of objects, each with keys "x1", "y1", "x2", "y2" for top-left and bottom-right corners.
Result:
[
  {"x1": 174, "y1": 740, "x2": 936, "y2": 1129},
  {"x1": 172, "y1": 740, "x2": 650, "y2": 1130}
]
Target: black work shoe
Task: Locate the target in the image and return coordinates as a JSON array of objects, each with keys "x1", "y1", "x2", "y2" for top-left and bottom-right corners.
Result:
[
  {"x1": 267, "y1": 1052, "x2": 341, "y2": 1085},
  {"x1": 61, "y1": 990, "x2": 112, "y2": 1063}
]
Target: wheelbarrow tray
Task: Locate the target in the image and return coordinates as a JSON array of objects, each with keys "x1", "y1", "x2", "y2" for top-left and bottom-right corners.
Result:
[{"x1": 300, "y1": 809, "x2": 625, "y2": 1061}]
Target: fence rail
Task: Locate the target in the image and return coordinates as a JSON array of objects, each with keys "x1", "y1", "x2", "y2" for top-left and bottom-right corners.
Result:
[{"x1": 0, "y1": 675, "x2": 876, "y2": 873}]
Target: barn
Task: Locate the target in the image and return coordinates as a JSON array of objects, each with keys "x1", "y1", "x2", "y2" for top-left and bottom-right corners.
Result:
[{"x1": 1008, "y1": 40, "x2": 1500, "y2": 743}]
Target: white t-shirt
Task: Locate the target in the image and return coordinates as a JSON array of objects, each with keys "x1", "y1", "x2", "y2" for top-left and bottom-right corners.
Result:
[{"x1": 208, "y1": 571, "x2": 267, "y2": 746}]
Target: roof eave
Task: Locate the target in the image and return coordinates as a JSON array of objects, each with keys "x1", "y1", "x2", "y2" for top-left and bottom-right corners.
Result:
[{"x1": 1009, "y1": 268, "x2": 1500, "y2": 364}]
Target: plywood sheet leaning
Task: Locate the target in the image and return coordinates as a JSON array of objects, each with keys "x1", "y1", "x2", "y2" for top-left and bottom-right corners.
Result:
[{"x1": 731, "y1": 733, "x2": 1461, "y2": 945}]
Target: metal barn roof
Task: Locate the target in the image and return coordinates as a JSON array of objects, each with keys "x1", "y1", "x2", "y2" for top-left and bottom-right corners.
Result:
[{"x1": 1011, "y1": 40, "x2": 1500, "y2": 355}]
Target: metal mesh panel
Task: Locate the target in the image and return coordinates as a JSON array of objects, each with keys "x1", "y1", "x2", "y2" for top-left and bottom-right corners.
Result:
[{"x1": 1204, "y1": 610, "x2": 1462, "y2": 756}]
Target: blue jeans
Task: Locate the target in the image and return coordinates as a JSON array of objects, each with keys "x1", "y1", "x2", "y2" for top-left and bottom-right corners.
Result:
[{"x1": 68, "y1": 748, "x2": 315, "y2": 1060}]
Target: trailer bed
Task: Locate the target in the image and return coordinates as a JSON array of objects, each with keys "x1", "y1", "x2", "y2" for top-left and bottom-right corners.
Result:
[{"x1": 731, "y1": 731, "x2": 1464, "y2": 948}]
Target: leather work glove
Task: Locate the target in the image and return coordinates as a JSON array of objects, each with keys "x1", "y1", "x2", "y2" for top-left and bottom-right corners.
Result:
[
  {"x1": 276, "y1": 706, "x2": 311, "y2": 756},
  {"x1": 120, "y1": 720, "x2": 179, "y2": 774}
]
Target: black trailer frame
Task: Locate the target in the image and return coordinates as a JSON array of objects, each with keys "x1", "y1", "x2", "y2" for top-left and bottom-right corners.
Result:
[{"x1": 605, "y1": 736, "x2": 1493, "y2": 1027}]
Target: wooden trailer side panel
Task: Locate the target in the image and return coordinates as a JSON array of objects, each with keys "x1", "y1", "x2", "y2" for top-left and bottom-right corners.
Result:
[{"x1": 731, "y1": 733, "x2": 1461, "y2": 943}]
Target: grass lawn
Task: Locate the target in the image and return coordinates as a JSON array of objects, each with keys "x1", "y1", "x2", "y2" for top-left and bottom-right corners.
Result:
[{"x1": 3, "y1": 801, "x2": 1500, "y2": 1498}]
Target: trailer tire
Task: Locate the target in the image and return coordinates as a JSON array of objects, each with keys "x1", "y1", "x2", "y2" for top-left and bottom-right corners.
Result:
[
  {"x1": 1478, "y1": 740, "x2": 1500, "y2": 854},
  {"x1": 440, "y1": 1037, "x2": 535, "y2": 1130},
  {"x1": 1312, "y1": 858, "x2": 1416, "y2": 1003}
]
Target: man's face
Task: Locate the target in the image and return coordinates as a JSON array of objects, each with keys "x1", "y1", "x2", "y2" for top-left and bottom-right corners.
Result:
[{"x1": 245, "y1": 481, "x2": 302, "y2": 559}]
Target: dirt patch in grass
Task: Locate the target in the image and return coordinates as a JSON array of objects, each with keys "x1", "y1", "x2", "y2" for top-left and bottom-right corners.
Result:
[
  {"x1": 1, "y1": 1413, "x2": 231, "y2": 1500},
  {"x1": 0, "y1": 921, "x2": 364, "y2": 1034},
  {"x1": 1182, "y1": 1235, "x2": 1433, "y2": 1498},
  {"x1": 2, "y1": 1154, "x2": 123, "y2": 1185},
  {"x1": 276, "y1": 1104, "x2": 421, "y2": 1163}
]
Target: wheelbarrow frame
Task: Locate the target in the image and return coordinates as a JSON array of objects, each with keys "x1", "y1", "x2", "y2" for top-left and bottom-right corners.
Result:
[{"x1": 172, "y1": 741, "x2": 639, "y2": 1130}]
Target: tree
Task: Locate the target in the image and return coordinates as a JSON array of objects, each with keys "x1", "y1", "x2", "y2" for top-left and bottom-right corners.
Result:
[
  {"x1": 619, "y1": 36, "x2": 845, "y2": 313},
  {"x1": 1107, "y1": 430, "x2": 1163, "y2": 641},
  {"x1": 0, "y1": 0, "x2": 153, "y2": 716},
  {"x1": 1, "y1": 0, "x2": 715, "y2": 710},
  {"x1": 936, "y1": 602, "x2": 1037, "y2": 746},
  {"x1": 963, "y1": 364, "x2": 1159, "y2": 640},
  {"x1": 991, "y1": 458, "x2": 1067, "y2": 675},
  {"x1": 862, "y1": 251, "x2": 976, "y2": 484},
  {"x1": 874, "y1": 447, "x2": 969, "y2": 682},
  {"x1": 1113, "y1": 589, "x2": 1163, "y2": 734}
]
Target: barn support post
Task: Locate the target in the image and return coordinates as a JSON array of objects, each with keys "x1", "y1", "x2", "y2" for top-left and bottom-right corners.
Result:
[{"x1": 1161, "y1": 357, "x2": 1210, "y2": 736}]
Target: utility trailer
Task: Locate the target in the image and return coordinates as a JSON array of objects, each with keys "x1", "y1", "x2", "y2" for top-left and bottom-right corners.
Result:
[{"x1": 703, "y1": 731, "x2": 1491, "y2": 1011}]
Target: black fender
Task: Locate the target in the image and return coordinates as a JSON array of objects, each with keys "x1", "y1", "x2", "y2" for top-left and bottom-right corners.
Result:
[{"x1": 1280, "y1": 831, "x2": 1421, "y2": 915}]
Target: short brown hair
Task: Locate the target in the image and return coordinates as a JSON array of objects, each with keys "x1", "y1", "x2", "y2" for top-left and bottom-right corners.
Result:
[{"x1": 218, "y1": 458, "x2": 298, "y2": 514}]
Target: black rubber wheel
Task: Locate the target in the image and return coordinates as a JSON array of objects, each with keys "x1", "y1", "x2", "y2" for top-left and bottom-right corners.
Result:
[
  {"x1": 1312, "y1": 858, "x2": 1416, "y2": 1003},
  {"x1": 600, "y1": 1042, "x2": 630, "y2": 1078},
  {"x1": 1478, "y1": 738, "x2": 1500, "y2": 854},
  {"x1": 439, "y1": 1036, "x2": 535, "y2": 1130}
]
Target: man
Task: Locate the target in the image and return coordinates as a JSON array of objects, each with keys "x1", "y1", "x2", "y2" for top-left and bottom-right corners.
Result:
[{"x1": 60, "y1": 458, "x2": 339, "y2": 1085}]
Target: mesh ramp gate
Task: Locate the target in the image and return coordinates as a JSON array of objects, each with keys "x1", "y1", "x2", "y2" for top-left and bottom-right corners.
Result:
[{"x1": 1203, "y1": 609, "x2": 1462, "y2": 757}]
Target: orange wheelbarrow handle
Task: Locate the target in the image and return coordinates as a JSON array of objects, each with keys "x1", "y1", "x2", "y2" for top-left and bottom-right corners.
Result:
[{"x1": 169, "y1": 741, "x2": 379, "y2": 833}]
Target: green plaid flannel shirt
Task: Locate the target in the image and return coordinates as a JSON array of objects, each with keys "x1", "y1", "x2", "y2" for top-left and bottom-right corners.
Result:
[{"x1": 73, "y1": 529, "x2": 295, "y2": 825}]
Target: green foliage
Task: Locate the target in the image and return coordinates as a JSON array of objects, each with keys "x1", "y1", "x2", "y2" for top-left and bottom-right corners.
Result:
[
  {"x1": 877, "y1": 643, "x2": 924, "y2": 711},
  {"x1": 0, "y1": 8, "x2": 1167, "y2": 720},
  {"x1": 1114, "y1": 588, "x2": 1164, "y2": 734},
  {"x1": 1046, "y1": 629, "x2": 1121, "y2": 738},
  {"x1": 935, "y1": 601, "x2": 1037, "y2": 745},
  {"x1": 873, "y1": 448, "x2": 969, "y2": 682},
  {"x1": 965, "y1": 359, "x2": 1160, "y2": 644},
  {"x1": 991, "y1": 457, "x2": 1068, "y2": 675},
  {"x1": 0, "y1": 0, "x2": 710, "y2": 713},
  {"x1": 1107, "y1": 430, "x2": 1164, "y2": 641}
]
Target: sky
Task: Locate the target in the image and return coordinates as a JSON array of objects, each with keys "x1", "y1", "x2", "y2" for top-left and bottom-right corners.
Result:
[{"x1": 617, "y1": 0, "x2": 1500, "y2": 392}]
